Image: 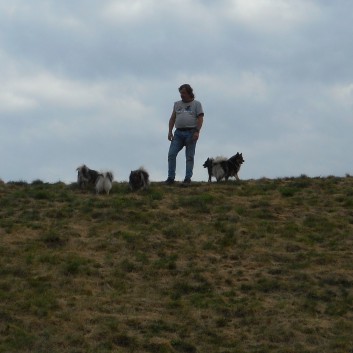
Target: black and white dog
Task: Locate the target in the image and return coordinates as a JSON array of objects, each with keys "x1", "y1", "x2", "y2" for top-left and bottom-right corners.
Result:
[
  {"x1": 76, "y1": 164, "x2": 99, "y2": 188},
  {"x1": 95, "y1": 171, "x2": 114, "y2": 195},
  {"x1": 203, "y1": 152, "x2": 245, "y2": 182},
  {"x1": 203, "y1": 156, "x2": 229, "y2": 182},
  {"x1": 129, "y1": 167, "x2": 150, "y2": 191}
]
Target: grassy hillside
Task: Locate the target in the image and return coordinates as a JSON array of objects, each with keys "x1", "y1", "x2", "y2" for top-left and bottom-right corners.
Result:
[{"x1": 0, "y1": 177, "x2": 353, "y2": 353}]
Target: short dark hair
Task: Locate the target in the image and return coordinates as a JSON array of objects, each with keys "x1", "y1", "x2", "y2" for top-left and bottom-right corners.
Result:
[{"x1": 178, "y1": 84, "x2": 194, "y2": 99}]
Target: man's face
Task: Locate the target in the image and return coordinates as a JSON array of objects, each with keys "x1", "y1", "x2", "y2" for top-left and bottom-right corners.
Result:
[{"x1": 179, "y1": 88, "x2": 192, "y2": 102}]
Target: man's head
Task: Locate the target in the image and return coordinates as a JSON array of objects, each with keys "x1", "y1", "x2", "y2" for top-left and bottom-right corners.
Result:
[{"x1": 179, "y1": 84, "x2": 194, "y2": 102}]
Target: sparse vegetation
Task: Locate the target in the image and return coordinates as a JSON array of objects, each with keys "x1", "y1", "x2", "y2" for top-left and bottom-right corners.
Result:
[{"x1": 0, "y1": 176, "x2": 352, "y2": 352}]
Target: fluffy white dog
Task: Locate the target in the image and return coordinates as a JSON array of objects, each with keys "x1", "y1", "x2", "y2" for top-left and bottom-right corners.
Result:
[{"x1": 95, "y1": 171, "x2": 114, "y2": 195}]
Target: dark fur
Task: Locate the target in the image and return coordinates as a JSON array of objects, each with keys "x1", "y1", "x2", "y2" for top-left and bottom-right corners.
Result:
[
  {"x1": 225, "y1": 153, "x2": 245, "y2": 181},
  {"x1": 203, "y1": 153, "x2": 245, "y2": 182},
  {"x1": 129, "y1": 167, "x2": 150, "y2": 191},
  {"x1": 76, "y1": 164, "x2": 99, "y2": 188}
]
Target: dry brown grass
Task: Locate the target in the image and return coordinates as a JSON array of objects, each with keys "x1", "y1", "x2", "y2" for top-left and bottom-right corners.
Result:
[{"x1": 0, "y1": 176, "x2": 353, "y2": 352}]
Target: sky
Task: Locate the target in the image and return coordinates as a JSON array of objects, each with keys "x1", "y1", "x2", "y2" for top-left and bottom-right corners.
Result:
[{"x1": 1, "y1": 0, "x2": 353, "y2": 183}]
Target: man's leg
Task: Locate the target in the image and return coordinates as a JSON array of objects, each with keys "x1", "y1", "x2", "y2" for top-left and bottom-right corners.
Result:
[
  {"x1": 185, "y1": 134, "x2": 197, "y2": 181},
  {"x1": 168, "y1": 131, "x2": 184, "y2": 180}
]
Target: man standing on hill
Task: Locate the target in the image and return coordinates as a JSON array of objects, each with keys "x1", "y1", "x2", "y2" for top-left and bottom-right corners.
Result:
[{"x1": 165, "y1": 84, "x2": 204, "y2": 185}]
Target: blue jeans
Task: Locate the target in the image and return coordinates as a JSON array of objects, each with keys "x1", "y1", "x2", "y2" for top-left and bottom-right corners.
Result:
[{"x1": 168, "y1": 129, "x2": 197, "y2": 180}]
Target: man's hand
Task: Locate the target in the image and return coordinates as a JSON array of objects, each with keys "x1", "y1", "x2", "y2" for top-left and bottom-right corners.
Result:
[
  {"x1": 192, "y1": 131, "x2": 199, "y2": 141},
  {"x1": 168, "y1": 132, "x2": 174, "y2": 141}
]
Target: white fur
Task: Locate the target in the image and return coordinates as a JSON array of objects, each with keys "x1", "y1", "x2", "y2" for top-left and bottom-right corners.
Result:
[
  {"x1": 212, "y1": 164, "x2": 226, "y2": 182},
  {"x1": 212, "y1": 156, "x2": 227, "y2": 182},
  {"x1": 213, "y1": 156, "x2": 228, "y2": 163},
  {"x1": 95, "y1": 171, "x2": 114, "y2": 195}
]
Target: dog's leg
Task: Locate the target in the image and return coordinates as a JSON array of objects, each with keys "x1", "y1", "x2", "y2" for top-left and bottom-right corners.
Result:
[
  {"x1": 205, "y1": 161, "x2": 213, "y2": 182},
  {"x1": 224, "y1": 170, "x2": 229, "y2": 181}
]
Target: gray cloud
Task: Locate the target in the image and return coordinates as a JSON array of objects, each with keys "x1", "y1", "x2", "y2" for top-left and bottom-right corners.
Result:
[{"x1": 1, "y1": 0, "x2": 352, "y2": 183}]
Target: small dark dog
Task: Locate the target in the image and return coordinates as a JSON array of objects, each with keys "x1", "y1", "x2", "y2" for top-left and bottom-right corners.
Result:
[
  {"x1": 203, "y1": 152, "x2": 245, "y2": 182},
  {"x1": 129, "y1": 167, "x2": 150, "y2": 191},
  {"x1": 76, "y1": 164, "x2": 99, "y2": 188},
  {"x1": 95, "y1": 171, "x2": 114, "y2": 195},
  {"x1": 225, "y1": 153, "x2": 245, "y2": 181}
]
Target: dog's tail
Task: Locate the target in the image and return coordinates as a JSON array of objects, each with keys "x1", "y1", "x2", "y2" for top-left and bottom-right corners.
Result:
[
  {"x1": 210, "y1": 157, "x2": 226, "y2": 182},
  {"x1": 138, "y1": 167, "x2": 150, "y2": 189},
  {"x1": 104, "y1": 171, "x2": 114, "y2": 182},
  {"x1": 213, "y1": 156, "x2": 228, "y2": 164},
  {"x1": 212, "y1": 163, "x2": 226, "y2": 182}
]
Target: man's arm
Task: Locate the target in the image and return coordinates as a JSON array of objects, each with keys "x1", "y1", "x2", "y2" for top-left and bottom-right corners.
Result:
[
  {"x1": 168, "y1": 111, "x2": 176, "y2": 141},
  {"x1": 196, "y1": 114, "x2": 204, "y2": 131},
  {"x1": 193, "y1": 114, "x2": 204, "y2": 140}
]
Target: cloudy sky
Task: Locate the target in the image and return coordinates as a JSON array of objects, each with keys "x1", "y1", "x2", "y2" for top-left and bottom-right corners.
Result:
[{"x1": 1, "y1": 0, "x2": 352, "y2": 183}]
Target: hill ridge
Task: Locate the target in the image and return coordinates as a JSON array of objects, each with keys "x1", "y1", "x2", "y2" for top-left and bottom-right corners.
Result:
[{"x1": 0, "y1": 176, "x2": 352, "y2": 352}]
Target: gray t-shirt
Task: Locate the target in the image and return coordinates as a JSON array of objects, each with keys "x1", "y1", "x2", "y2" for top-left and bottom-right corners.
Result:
[{"x1": 173, "y1": 100, "x2": 204, "y2": 129}]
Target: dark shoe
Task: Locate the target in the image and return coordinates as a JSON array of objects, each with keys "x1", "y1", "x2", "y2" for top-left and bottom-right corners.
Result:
[
  {"x1": 165, "y1": 178, "x2": 175, "y2": 185},
  {"x1": 182, "y1": 178, "x2": 191, "y2": 185}
]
